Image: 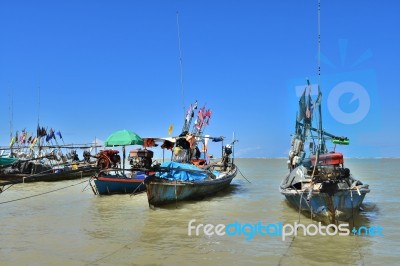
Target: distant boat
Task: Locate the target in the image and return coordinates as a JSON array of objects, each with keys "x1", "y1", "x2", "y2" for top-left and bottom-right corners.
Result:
[
  {"x1": 280, "y1": 79, "x2": 370, "y2": 224},
  {"x1": 0, "y1": 144, "x2": 99, "y2": 184},
  {"x1": 144, "y1": 101, "x2": 238, "y2": 207}
]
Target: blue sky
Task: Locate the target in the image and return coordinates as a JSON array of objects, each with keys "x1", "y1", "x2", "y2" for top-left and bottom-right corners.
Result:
[{"x1": 1, "y1": 1, "x2": 399, "y2": 158}]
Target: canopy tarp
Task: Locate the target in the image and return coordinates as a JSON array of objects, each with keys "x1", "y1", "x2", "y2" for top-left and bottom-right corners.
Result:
[{"x1": 158, "y1": 161, "x2": 219, "y2": 181}]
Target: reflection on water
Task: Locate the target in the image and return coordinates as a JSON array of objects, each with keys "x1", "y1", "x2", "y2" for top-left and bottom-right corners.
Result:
[{"x1": 0, "y1": 159, "x2": 399, "y2": 265}]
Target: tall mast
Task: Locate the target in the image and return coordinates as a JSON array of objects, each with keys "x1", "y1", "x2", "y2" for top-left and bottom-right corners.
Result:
[
  {"x1": 37, "y1": 81, "x2": 42, "y2": 155},
  {"x1": 9, "y1": 89, "x2": 14, "y2": 155},
  {"x1": 317, "y1": 0, "x2": 324, "y2": 153},
  {"x1": 176, "y1": 12, "x2": 186, "y2": 120}
]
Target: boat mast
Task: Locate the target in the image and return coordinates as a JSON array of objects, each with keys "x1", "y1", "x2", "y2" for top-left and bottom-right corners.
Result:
[
  {"x1": 37, "y1": 81, "x2": 42, "y2": 157},
  {"x1": 9, "y1": 89, "x2": 14, "y2": 156},
  {"x1": 176, "y1": 12, "x2": 186, "y2": 121},
  {"x1": 317, "y1": 0, "x2": 324, "y2": 154}
]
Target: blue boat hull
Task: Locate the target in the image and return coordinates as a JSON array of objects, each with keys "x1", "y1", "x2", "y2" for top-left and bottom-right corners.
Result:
[{"x1": 92, "y1": 174, "x2": 146, "y2": 195}]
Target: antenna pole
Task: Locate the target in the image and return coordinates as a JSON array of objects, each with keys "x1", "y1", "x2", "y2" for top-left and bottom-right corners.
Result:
[
  {"x1": 318, "y1": 0, "x2": 321, "y2": 85},
  {"x1": 37, "y1": 79, "x2": 41, "y2": 127},
  {"x1": 176, "y1": 12, "x2": 185, "y2": 119},
  {"x1": 317, "y1": 0, "x2": 323, "y2": 153},
  {"x1": 9, "y1": 90, "x2": 13, "y2": 139},
  {"x1": 37, "y1": 81, "x2": 42, "y2": 153},
  {"x1": 9, "y1": 89, "x2": 14, "y2": 155}
]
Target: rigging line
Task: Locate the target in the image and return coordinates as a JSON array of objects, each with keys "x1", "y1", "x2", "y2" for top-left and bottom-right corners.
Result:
[
  {"x1": 176, "y1": 11, "x2": 185, "y2": 119},
  {"x1": 1, "y1": 183, "x2": 16, "y2": 194},
  {"x1": 9, "y1": 89, "x2": 14, "y2": 140},
  {"x1": 237, "y1": 167, "x2": 251, "y2": 183},
  {"x1": 278, "y1": 230, "x2": 297, "y2": 266},
  {"x1": 0, "y1": 179, "x2": 89, "y2": 205},
  {"x1": 37, "y1": 80, "x2": 41, "y2": 126},
  {"x1": 318, "y1": 0, "x2": 321, "y2": 85},
  {"x1": 129, "y1": 182, "x2": 144, "y2": 197},
  {"x1": 86, "y1": 242, "x2": 132, "y2": 265}
]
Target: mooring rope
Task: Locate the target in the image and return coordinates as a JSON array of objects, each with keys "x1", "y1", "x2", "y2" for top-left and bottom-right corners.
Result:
[
  {"x1": 129, "y1": 182, "x2": 144, "y2": 197},
  {"x1": 0, "y1": 179, "x2": 89, "y2": 204},
  {"x1": 237, "y1": 166, "x2": 251, "y2": 183}
]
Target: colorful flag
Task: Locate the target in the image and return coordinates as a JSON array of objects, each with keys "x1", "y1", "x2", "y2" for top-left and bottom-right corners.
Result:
[
  {"x1": 306, "y1": 92, "x2": 313, "y2": 120},
  {"x1": 168, "y1": 124, "x2": 173, "y2": 135},
  {"x1": 46, "y1": 129, "x2": 55, "y2": 142},
  {"x1": 56, "y1": 131, "x2": 63, "y2": 139},
  {"x1": 9, "y1": 136, "x2": 15, "y2": 147}
]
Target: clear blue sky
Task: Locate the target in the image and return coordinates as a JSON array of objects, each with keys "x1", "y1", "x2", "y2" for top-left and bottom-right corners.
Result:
[{"x1": 1, "y1": 1, "x2": 399, "y2": 158}]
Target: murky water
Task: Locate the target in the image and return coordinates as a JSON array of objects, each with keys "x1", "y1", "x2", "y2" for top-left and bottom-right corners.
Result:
[{"x1": 0, "y1": 159, "x2": 398, "y2": 265}]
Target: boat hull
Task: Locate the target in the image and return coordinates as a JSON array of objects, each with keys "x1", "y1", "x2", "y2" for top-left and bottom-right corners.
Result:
[
  {"x1": 92, "y1": 174, "x2": 146, "y2": 195},
  {"x1": 0, "y1": 166, "x2": 97, "y2": 185},
  {"x1": 145, "y1": 165, "x2": 237, "y2": 206},
  {"x1": 281, "y1": 188, "x2": 369, "y2": 223}
]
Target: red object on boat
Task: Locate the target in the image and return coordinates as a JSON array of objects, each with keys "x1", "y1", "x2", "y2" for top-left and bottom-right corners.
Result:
[{"x1": 311, "y1": 152, "x2": 344, "y2": 166}]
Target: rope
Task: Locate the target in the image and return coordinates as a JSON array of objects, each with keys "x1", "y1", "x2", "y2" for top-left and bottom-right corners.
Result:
[
  {"x1": 86, "y1": 243, "x2": 132, "y2": 265},
  {"x1": 0, "y1": 183, "x2": 16, "y2": 194},
  {"x1": 174, "y1": 180, "x2": 178, "y2": 208},
  {"x1": 129, "y1": 182, "x2": 144, "y2": 197},
  {"x1": 237, "y1": 167, "x2": 251, "y2": 183},
  {"x1": 0, "y1": 179, "x2": 89, "y2": 205}
]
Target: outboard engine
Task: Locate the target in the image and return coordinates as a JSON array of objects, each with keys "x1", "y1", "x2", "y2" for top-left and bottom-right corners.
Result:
[
  {"x1": 83, "y1": 151, "x2": 91, "y2": 163},
  {"x1": 129, "y1": 149, "x2": 153, "y2": 169},
  {"x1": 71, "y1": 150, "x2": 80, "y2": 161},
  {"x1": 96, "y1": 150, "x2": 121, "y2": 169}
]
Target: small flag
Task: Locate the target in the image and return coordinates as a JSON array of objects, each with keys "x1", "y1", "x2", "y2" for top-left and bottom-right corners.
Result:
[
  {"x1": 9, "y1": 137, "x2": 15, "y2": 147},
  {"x1": 168, "y1": 125, "x2": 173, "y2": 135}
]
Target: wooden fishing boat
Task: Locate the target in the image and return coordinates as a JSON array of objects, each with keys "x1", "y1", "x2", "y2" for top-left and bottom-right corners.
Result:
[
  {"x1": 0, "y1": 127, "x2": 101, "y2": 185},
  {"x1": 280, "y1": 83, "x2": 371, "y2": 223},
  {"x1": 0, "y1": 162, "x2": 98, "y2": 185},
  {"x1": 90, "y1": 171, "x2": 146, "y2": 195},
  {"x1": 280, "y1": 2, "x2": 370, "y2": 224},
  {"x1": 280, "y1": 78, "x2": 371, "y2": 223},
  {"x1": 88, "y1": 130, "x2": 150, "y2": 196},
  {"x1": 145, "y1": 160, "x2": 237, "y2": 207},
  {"x1": 144, "y1": 101, "x2": 238, "y2": 207},
  {"x1": 280, "y1": 148, "x2": 370, "y2": 223}
]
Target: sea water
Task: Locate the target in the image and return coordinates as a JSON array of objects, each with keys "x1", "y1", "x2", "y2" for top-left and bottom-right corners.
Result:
[{"x1": 0, "y1": 159, "x2": 398, "y2": 265}]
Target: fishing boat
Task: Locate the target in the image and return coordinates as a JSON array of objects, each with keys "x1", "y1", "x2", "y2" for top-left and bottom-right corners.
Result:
[
  {"x1": 0, "y1": 133, "x2": 100, "y2": 185},
  {"x1": 144, "y1": 102, "x2": 238, "y2": 207},
  {"x1": 280, "y1": 78, "x2": 370, "y2": 223},
  {"x1": 90, "y1": 170, "x2": 146, "y2": 195},
  {"x1": 145, "y1": 147, "x2": 237, "y2": 207},
  {"x1": 89, "y1": 130, "x2": 150, "y2": 195},
  {"x1": 0, "y1": 156, "x2": 18, "y2": 166},
  {"x1": 280, "y1": 1, "x2": 370, "y2": 224}
]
